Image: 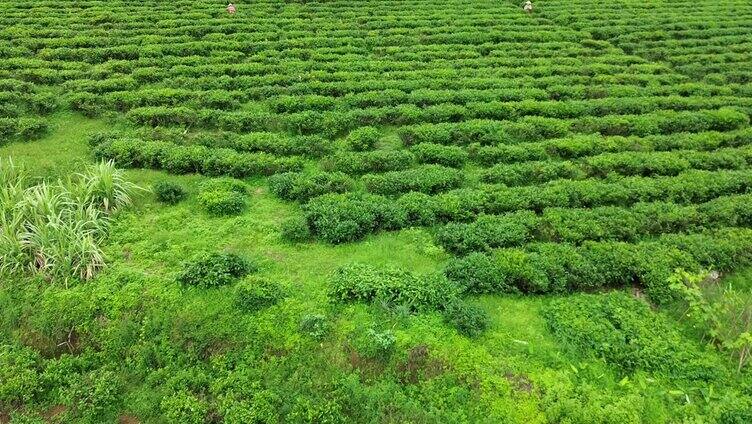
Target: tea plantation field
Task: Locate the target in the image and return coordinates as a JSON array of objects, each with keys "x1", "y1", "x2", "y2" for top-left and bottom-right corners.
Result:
[{"x1": 2, "y1": 0, "x2": 752, "y2": 422}]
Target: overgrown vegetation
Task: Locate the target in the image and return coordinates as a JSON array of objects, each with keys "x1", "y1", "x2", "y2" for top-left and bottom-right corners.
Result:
[
  {"x1": 544, "y1": 292, "x2": 724, "y2": 381},
  {"x1": 670, "y1": 270, "x2": 752, "y2": 372},
  {"x1": 177, "y1": 252, "x2": 257, "y2": 288},
  {"x1": 2, "y1": 0, "x2": 752, "y2": 421},
  {"x1": 0, "y1": 159, "x2": 138, "y2": 282}
]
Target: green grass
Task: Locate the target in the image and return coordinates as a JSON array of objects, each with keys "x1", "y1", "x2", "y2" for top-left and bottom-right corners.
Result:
[
  {"x1": 0, "y1": 112, "x2": 116, "y2": 178},
  {"x1": 2, "y1": 114, "x2": 747, "y2": 423}
]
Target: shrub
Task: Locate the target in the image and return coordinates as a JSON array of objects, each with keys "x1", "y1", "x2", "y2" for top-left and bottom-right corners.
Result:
[
  {"x1": 95, "y1": 138, "x2": 304, "y2": 178},
  {"x1": 0, "y1": 118, "x2": 17, "y2": 142},
  {"x1": 28, "y1": 91, "x2": 58, "y2": 114},
  {"x1": 197, "y1": 189, "x2": 246, "y2": 216},
  {"x1": 328, "y1": 263, "x2": 459, "y2": 311},
  {"x1": 303, "y1": 193, "x2": 406, "y2": 243},
  {"x1": 0, "y1": 345, "x2": 41, "y2": 406},
  {"x1": 442, "y1": 228, "x2": 752, "y2": 302},
  {"x1": 16, "y1": 117, "x2": 48, "y2": 140},
  {"x1": 435, "y1": 211, "x2": 538, "y2": 255},
  {"x1": 280, "y1": 215, "x2": 311, "y2": 242},
  {"x1": 198, "y1": 177, "x2": 247, "y2": 195},
  {"x1": 443, "y1": 252, "x2": 515, "y2": 294},
  {"x1": 361, "y1": 165, "x2": 464, "y2": 196},
  {"x1": 234, "y1": 277, "x2": 285, "y2": 312},
  {"x1": 322, "y1": 150, "x2": 415, "y2": 175},
  {"x1": 232, "y1": 133, "x2": 331, "y2": 158},
  {"x1": 480, "y1": 160, "x2": 586, "y2": 186},
  {"x1": 197, "y1": 178, "x2": 248, "y2": 216},
  {"x1": 716, "y1": 394, "x2": 752, "y2": 424},
  {"x1": 153, "y1": 181, "x2": 187, "y2": 205},
  {"x1": 396, "y1": 191, "x2": 440, "y2": 227},
  {"x1": 269, "y1": 172, "x2": 354, "y2": 202},
  {"x1": 443, "y1": 300, "x2": 490, "y2": 337},
  {"x1": 161, "y1": 391, "x2": 208, "y2": 424},
  {"x1": 177, "y1": 252, "x2": 256, "y2": 288},
  {"x1": 411, "y1": 143, "x2": 468, "y2": 168},
  {"x1": 68, "y1": 92, "x2": 103, "y2": 117},
  {"x1": 87, "y1": 131, "x2": 120, "y2": 147},
  {"x1": 346, "y1": 126, "x2": 380, "y2": 151},
  {"x1": 353, "y1": 328, "x2": 396, "y2": 360}
]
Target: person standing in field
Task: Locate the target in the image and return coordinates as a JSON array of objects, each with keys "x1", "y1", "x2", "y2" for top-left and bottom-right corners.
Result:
[
  {"x1": 524, "y1": 1, "x2": 533, "y2": 14},
  {"x1": 227, "y1": 3, "x2": 237, "y2": 14}
]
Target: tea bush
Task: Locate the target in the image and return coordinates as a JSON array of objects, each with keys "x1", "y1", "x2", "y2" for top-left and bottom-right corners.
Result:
[
  {"x1": 361, "y1": 165, "x2": 464, "y2": 196},
  {"x1": 197, "y1": 189, "x2": 246, "y2": 216},
  {"x1": 442, "y1": 300, "x2": 491, "y2": 337},
  {"x1": 411, "y1": 143, "x2": 469, "y2": 168},
  {"x1": 197, "y1": 177, "x2": 248, "y2": 216},
  {"x1": 444, "y1": 228, "x2": 752, "y2": 303},
  {"x1": 352, "y1": 328, "x2": 397, "y2": 360},
  {"x1": 346, "y1": 126, "x2": 380, "y2": 151},
  {"x1": 269, "y1": 171, "x2": 354, "y2": 202},
  {"x1": 328, "y1": 263, "x2": 460, "y2": 312},
  {"x1": 234, "y1": 277, "x2": 285, "y2": 312},
  {"x1": 177, "y1": 252, "x2": 257, "y2": 288},
  {"x1": 153, "y1": 180, "x2": 188, "y2": 205},
  {"x1": 280, "y1": 215, "x2": 311, "y2": 242}
]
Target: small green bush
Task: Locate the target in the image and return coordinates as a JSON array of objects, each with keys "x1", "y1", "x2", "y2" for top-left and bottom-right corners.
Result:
[
  {"x1": 346, "y1": 126, "x2": 380, "y2": 151},
  {"x1": 303, "y1": 193, "x2": 406, "y2": 243},
  {"x1": 323, "y1": 150, "x2": 414, "y2": 175},
  {"x1": 198, "y1": 177, "x2": 247, "y2": 195},
  {"x1": 353, "y1": 328, "x2": 396, "y2": 360},
  {"x1": 161, "y1": 391, "x2": 208, "y2": 424},
  {"x1": 197, "y1": 189, "x2": 246, "y2": 216},
  {"x1": 0, "y1": 345, "x2": 41, "y2": 406},
  {"x1": 197, "y1": 177, "x2": 248, "y2": 216},
  {"x1": 328, "y1": 263, "x2": 460, "y2": 311},
  {"x1": 153, "y1": 181, "x2": 187, "y2": 205},
  {"x1": 234, "y1": 277, "x2": 285, "y2": 312},
  {"x1": 269, "y1": 171, "x2": 354, "y2": 202},
  {"x1": 177, "y1": 252, "x2": 257, "y2": 288},
  {"x1": 280, "y1": 215, "x2": 311, "y2": 242},
  {"x1": 361, "y1": 164, "x2": 463, "y2": 196},
  {"x1": 411, "y1": 143, "x2": 468, "y2": 168},
  {"x1": 86, "y1": 131, "x2": 120, "y2": 147},
  {"x1": 16, "y1": 117, "x2": 49, "y2": 140},
  {"x1": 443, "y1": 252, "x2": 516, "y2": 294},
  {"x1": 396, "y1": 191, "x2": 440, "y2": 226},
  {"x1": 0, "y1": 118, "x2": 17, "y2": 142},
  {"x1": 443, "y1": 300, "x2": 490, "y2": 337}
]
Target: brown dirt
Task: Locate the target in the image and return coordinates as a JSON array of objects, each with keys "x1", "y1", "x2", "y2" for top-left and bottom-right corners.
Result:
[
  {"x1": 503, "y1": 371, "x2": 534, "y2": 393},
  {"x1": 200, "y1": 339, "x2": 235, "y2": 360},
  {"x1": 118, "y1": 414, "x2": 140, "y2": 424},
  {"x1": 264, "y1": 346, "x2": 289, "y2": 358},
  {"x1": 42, "y1": 404, "x2": 67, "y2": 422},
  {"x1": 397, "y1": 344, "x2": 447, "y2": 384},
  {"x1": 631, "y1": 285, "x2": 645, "y2": 300},
  {"x1": 346, "y1": 345, "x2": 386, "y2": 381}
]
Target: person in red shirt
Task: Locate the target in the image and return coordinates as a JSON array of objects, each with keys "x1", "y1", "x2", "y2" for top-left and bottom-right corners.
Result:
[{"x1": 227, "y1": 3, "x2": 237, "y2": 14}]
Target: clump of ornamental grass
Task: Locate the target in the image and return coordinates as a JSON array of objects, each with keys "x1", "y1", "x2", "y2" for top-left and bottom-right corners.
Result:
[{"x1": 0, "y1": 159, "x2": 141, "y2": 283}]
